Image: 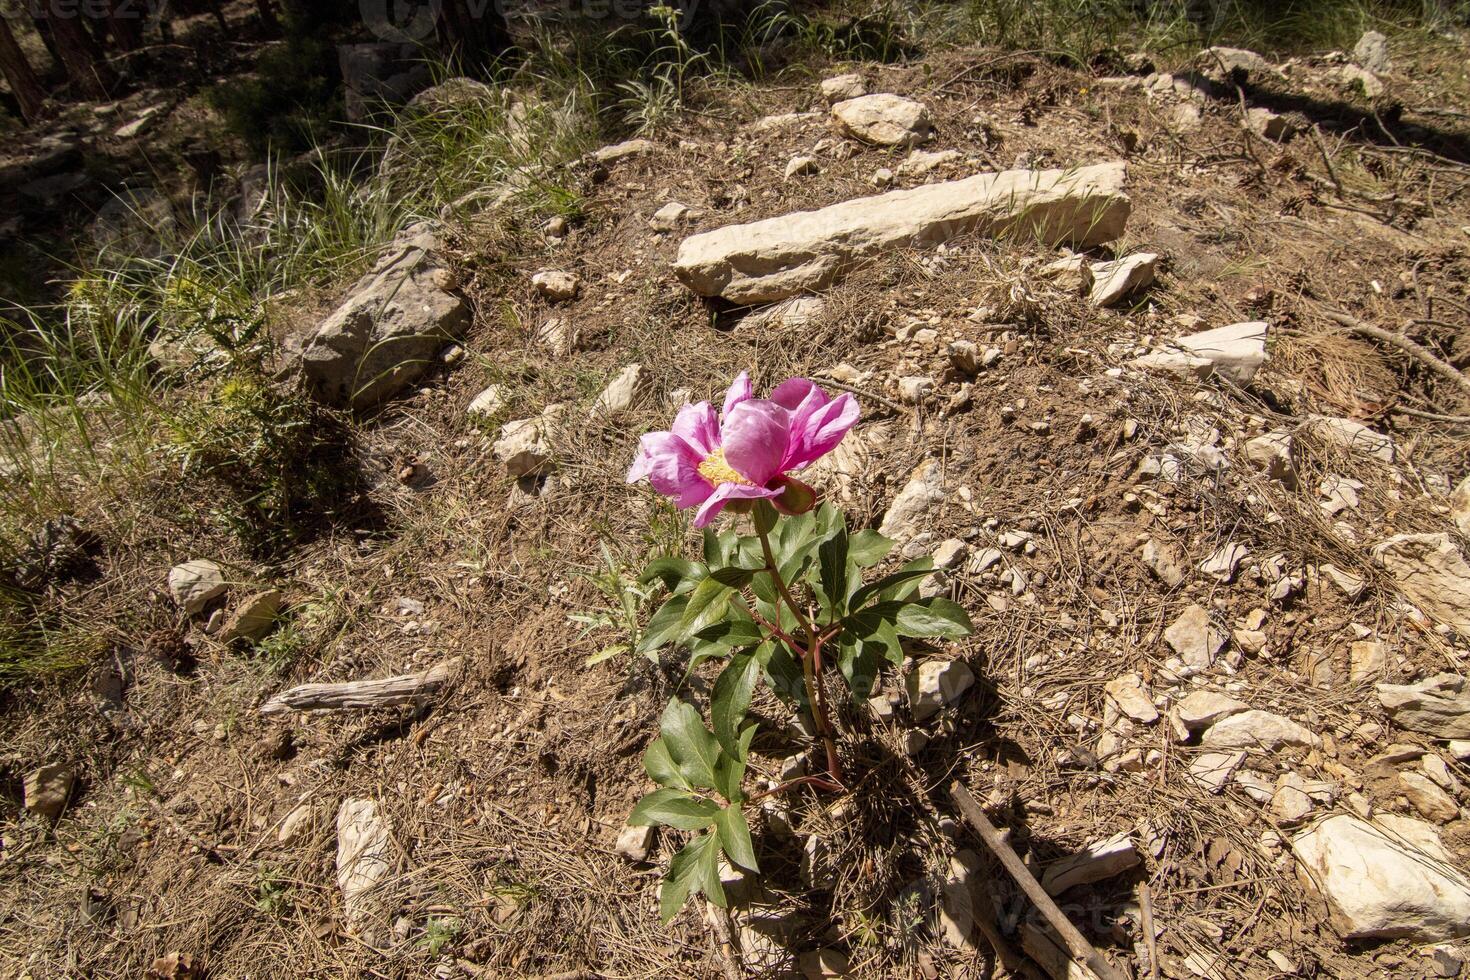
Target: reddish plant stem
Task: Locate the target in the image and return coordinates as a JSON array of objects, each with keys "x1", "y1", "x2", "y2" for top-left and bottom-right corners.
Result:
[
  {"x1": 755, "y1": 523, "x2": 845, "y2": 790},
  {"x1": 745, "y1": 774, "x2": 845, "y2": 804}
]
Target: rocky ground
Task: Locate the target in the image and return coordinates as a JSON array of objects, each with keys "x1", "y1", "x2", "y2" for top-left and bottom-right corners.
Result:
[{"x1": 6, "y1": 22, "x2": 1470, "y2": 980}]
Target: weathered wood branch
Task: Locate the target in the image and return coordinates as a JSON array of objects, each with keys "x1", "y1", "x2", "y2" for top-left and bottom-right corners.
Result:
[
  {"x1": 949, "y1": 781, "x2": 1128, "y2": 980},
  {"x1": 1323, "y1": 310, "x2": 1470, "y2": 403},
  {"x1": 260, "y1": 658, "x2": 460, "y2": 715}
]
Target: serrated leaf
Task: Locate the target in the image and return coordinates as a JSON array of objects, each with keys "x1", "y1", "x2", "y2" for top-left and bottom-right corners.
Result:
[
  {"x1": 848, "y1": 529, "x2": 894, "y2": 568},
  {"x1": 660, "y1": 699, "x2": 721, "y2": 789},
  {"x1": 715, "y1": 804, "x2": 758, "y2": 872},
  {"x1": 643, "y1": 737, "x2": 689, "y2": 790},
  {"x1": 894, "y1": 597, "x2": 974, "y2": 638},
  {"x1": 680, "y1": 575, "x2": 733, "y2": 635}
]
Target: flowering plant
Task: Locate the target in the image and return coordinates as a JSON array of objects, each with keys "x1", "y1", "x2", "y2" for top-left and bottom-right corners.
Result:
[{"x1": 623, "y1": 374, "x2": 973, "y2": 921}]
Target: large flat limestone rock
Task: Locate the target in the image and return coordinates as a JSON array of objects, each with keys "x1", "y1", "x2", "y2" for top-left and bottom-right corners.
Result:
[{"x1": 673, "y1": 162, "x2": 1130, "y2": 304}]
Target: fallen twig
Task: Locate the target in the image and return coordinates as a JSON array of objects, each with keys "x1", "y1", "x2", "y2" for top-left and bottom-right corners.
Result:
[
  {"x1": 1138, "y1": 880, "x2": 1161, "y2": 980},
  {"x1": 1322, "y1": 311, "x2": 1470, "y2": 403},
  {"x1": 949, "y1": 782, "x2": 1128, "y2": 980},
  {"x1": 259, "y1": 658, "x2": 461, "y2": 715},
  {"x1": 704, "y1": 902, "x2": 742, "y2": 980}
]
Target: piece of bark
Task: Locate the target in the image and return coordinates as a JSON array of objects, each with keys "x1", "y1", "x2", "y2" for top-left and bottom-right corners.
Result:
[{"x1": 260, "y1": 658, "x2": 459, "y2": 715}]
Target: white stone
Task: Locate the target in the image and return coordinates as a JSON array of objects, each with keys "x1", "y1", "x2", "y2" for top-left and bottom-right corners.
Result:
[
  {"x1": 1293, "y1": 814, "x2": 1470, "y2": 941},
  {"x1": 1373, "y1": 534, "x2": 1470, "y2": 633},
  {"x1": 531, "y1": 269, "x2": 580, "y2": 302},
  {"x1": 337, "y1": 798, "x2": 393, "y2": 932},
  {"x1": 1401, "y1": 771, "x2": 1459, "y2": 823},
  {"x1": 1142, "y1": 538, "x2": 1186, "y2": 587},
  {"x1": 906, "y1": 659, "x2": 975, "y2": 721},
  {"x1": 784, "y1": 156, "x2": 820, "y2": 180},
  {"x1": 1131, "y1": 321, "x2": 1269, "y2": 384},
  {"x1": 1201, "y1": 710, "x2": 1321, "y2": 752},
  {"x1": 1451, "y1": 475, "x2": 1470, "y2": 535},
  {"x1": 830, "y1": 94, "x2": 934, "y2": 147},
  {"x1": 535, "y1": 316, "x2": 579, "y2": 355},
  {"x1": 1104, "y1": 674, "x2": 1159, "y2": 724},
  {"x1": 1176, "y1": 691, "x2": 1250, "y2": 731},
  {"x1": 1311, "y1": 416, "x2": 1394, "y2": 462},
  {"x1": 1353, "y1": 31, "x2": 1391, "y2": 74},
  {"x1": 673, "y1": 163, "x2": 1130, "y2": 304},
  {"x1": 649, "y1": 201, "x2": 693, "y2": 231},
  {"x1": 615, "y1": 823, "x2": 654, "y2": 862},
  {"x1": 492, "y1": 408, "x2": 561, "y2": 478},
  {"x1": 1329, "y1": 64, "x2": 1384, "y2": 98},
  {"x1": 1350, "y1": 640, "x2": 1387, "y2": 683},
  {"x1": 1039, "y1": 832, "x2": 1140, "y2": 895},
  {"x1": 1375, "y1": 813, "x2": 1451, "y2": 863},
  {"x1": 589, "y1": 139, "x2": 654, "y2": 163},
  {"x1": 168, "y1": 559, "x2": 227, "y2": 615},
  {"x1": 879, "y1": 459, "x2": 946, "y2": 543},
  {"x1": 591, "y1": 363, "x2": 649, "y2": 417},
  {"x1": 820, "y1": 73, "x2": 867, "y2": 102},
  {"x1": 467, "y1": 384, "x2": 505, "y2": 418},
  {"x1": 23, "y1": 763, "x2": 75, "y2": 822},
  {"x1": 1188, "y1": 751, "x2": 1245, "y2": 793},
  {"x1": 932, "y1": 539, "x2": 968, "y2": 570},
  {"x1": 278, "y1": 802, "x2": 315, "y2": 844},
  {"x1": 1272, "y1": 773, "x2": 1319, "y2": 824},
  {"x1": 939, "y1": 850, "x2": 981, "y2": 950},
  {"x1": 1245, "y1": 107, "x2": 1295, "y2": 141},
  {"x1": 1199, "y1": 542, "x2": 1248, "y2": 583},
  {"x1": 898, "y1": 148, "x2": 961, "y2": 176},
  {"x1": 218, "y1": 589, "x2": 282, "y2": 644},
  {"x1": 1087, "y1": 252, "x2": 1157, "y2": 307},
  {"x1": 1323, "y1": 564, "x2": 1366, "y2": 600},
  {"x1": 1378, "y1": 674, "x2": 1470, "y2": 739},
  {"x1": 1164, "y1": 604, "x2": 1228, "y2": 669}
]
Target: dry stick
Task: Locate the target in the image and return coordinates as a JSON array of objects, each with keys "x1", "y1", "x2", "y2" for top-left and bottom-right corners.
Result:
[
  {"x1": 1138, "y1": 881, "x2": 1161, "y2": 980},
  {"x1": 1322, "y1": 311, "x2": 1470, "y2": 402},
  {"x1": 705, "y1": 902, "x2": 743, "y2": 980},
  {"x1": 949, "y1": 782, "x2": 1128, "y2": 980}
]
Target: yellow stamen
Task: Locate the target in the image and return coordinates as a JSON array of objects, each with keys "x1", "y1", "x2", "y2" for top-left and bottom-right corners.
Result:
[{"x1": 697, "y1": 448, "x2": 751, "y2": 487}]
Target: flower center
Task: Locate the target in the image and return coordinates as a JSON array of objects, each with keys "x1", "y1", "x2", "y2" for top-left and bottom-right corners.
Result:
[{"x1": 697, "y1": 448, "x2": 751, "y2": 487}]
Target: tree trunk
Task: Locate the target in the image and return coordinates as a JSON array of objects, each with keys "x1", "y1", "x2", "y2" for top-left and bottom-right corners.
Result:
[
  {"x1": 0, "y1": 16, "x2": 45, "y2": 123},
  {"x1": 254, "y1": 0, "x2": 278, "y2": 34},
  {"x1": 106, "y1": 0, "x2": 144, "y2": 52},
  {"x1": 46, "y1": 8, "x2": 113, "y2": 100},
  {"x1": 435, "y1": 0, "x2": 510, "y2": 73}
]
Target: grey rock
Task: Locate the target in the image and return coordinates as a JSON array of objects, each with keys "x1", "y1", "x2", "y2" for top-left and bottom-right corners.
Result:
[
  {"x1": 906, "y1": 659, "x2": 975, "y2": 721},
  {"x1": 300, "y1": 225, "x2": 468, "y2": 409},
  {"x1": 830, "y1": 94, "x2": 934, "y2": 147},
  {"x1": 1373, "y1": 534, "x2": 1470, "y2": 633},
  {"x1": 1200, "y1": 710, "x2": 1321, "y2": 752},
  {"x1": 217, "y1": 590, "x2": 282, "y2": 643},
  {"x1": 24, "y1": 763, "x2": 75, "y2": 822},
  {"x1": 1164, "y1": 604, "x2": 1228, "y2": 668},
  {"x1": 168, "y1": 559, "x2": 227, "y2": 615},
  {"x1": 1353, "y1": 30, "x2": 1392, "y2": 74}
]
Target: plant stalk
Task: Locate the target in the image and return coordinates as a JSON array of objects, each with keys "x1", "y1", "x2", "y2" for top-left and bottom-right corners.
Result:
[{"x1": 755, "y1": 520, "x2": 845, "y2": 789}]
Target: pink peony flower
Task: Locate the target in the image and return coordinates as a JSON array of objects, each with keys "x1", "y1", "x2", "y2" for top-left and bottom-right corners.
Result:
[{"x1": 627, "y1": 372, "x2": 860, "y2": 527}]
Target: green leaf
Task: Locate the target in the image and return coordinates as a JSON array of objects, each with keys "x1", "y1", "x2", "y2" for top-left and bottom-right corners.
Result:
[
  {"x1": 848, "y1": 529, "x2": 894, "y2": 568},
  {"x1": 630, "y1": 787, "x2": 721, "y2": 830},
  {"x1": 895, "y1": 597, "x2": 974, "y2": 638},
  {"x1": 710, "y1": 651, "x2": 761, "y2": 759},
  {"x1": 636, "y1": 595, "x2": 690, "y2": 656},
  {"x1": 850, "y1": 558, "x2": 936, "y2": 610},
  {"x1": 709, "y1": 565, "x2": 757, "y2": 588},
  {"x1": 713, "y1": 721, "x2": 754, "y2": 803},
  {"x1": 715, "y1": 804, "x2": 758, "y2": 872},
  {"x1": 643, "y1": 737, "x2": 689, "y2": 790},
  {"x1": 816, "y1": 526, "x2": 850, "y2": 617},
  {"x1": 753, "y1": 500, "x2": 779, "y2": 535},
  {"x1": 698, "y1": 827, "x2": 727, "y2": 909},
  {"x1": 660, "y1": 699, "x2": 721, "y2": 790},
  {"x1": 640, "y1": 557, "x2": 704, "y2": 594},
  {"x1": 585, "y1": 643, "x2": 628, "y2": 667},
  {"x1": 660, "y1": 832, "x2": 718, "y2": 923},
  {"x1": 835, "y1": 635, "x2": 882, "y2": 703},
  {"x1": 756, "y1": 639, "x2": 807, "y2": 709},
  {"x1": 680, "y1": 575, "x2": 733, "y2": 635}
]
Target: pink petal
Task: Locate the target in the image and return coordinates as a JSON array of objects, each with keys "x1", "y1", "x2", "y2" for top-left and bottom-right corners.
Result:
[
  {"x1": 671, "y1": 402, "x2": 720, "y2": 456},
  {"x1": 721, "y1": 399, "x2": 791, "y2": 486},
  {"x1": 722, "y1": 371, "x2": 754, "y2": 417},
  {"x1": 692, "y1": 482, "x2": 781, "y2": 528},
  {"x1": 631, "y1": 432, "x2": 712, "y2": 508},
  {"x1": 784, "y1": 393, "x2": 859, "y2": 470},
  {"x1": 770, "y1": 377, "x2": 826, "y2": 412}
]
